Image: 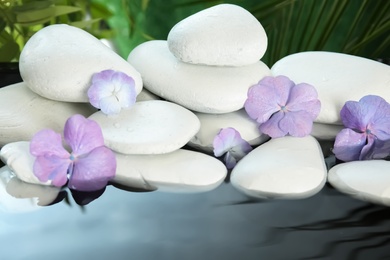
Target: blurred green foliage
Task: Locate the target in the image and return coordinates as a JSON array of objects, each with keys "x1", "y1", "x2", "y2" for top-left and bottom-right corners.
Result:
[
  {"x1": 102, "y1": 0, "x2": 389, "y2": 66},
  {"x1": 1, "y1": 0, "x2": 389, "y2": 66},
  {"x1": 0, "y1": 0, "x2": 113, "y2": 61}
]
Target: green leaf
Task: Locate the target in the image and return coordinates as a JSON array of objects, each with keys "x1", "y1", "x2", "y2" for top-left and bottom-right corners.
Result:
[
  {"x1": 0, "y1": 39, "x2": 20, "y2": 62},
  {"x1": 15, "y1": 6, "x2": 55, "y2": 24},
  {"x1": 70, "y1": 18, "x2": 101, "y2": 28},
  {"x1": 53, "y1": 5, "x2": 82, "y2": 16}
]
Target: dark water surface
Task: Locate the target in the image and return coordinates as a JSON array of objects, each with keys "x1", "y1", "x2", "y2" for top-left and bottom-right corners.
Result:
[{"x1": 1, "y1": 172, "x2": 390, "y2": 260}]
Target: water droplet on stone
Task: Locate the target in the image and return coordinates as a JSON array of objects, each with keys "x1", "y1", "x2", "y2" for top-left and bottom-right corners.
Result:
[{"x1": 114, "y1": 123, "x2": 121, "y2": 128}]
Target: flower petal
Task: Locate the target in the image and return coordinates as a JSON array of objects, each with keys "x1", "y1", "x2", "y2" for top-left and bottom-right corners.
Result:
[
  {"x1": 30, "y1": 129, "x2": 69, "y2": 158},
  {"x1": 333, "y1": 128, "x2": 366, "y2": 161},
  {"x1": 88, "y1": 80, "x2": 115, "y2": 108},
  {"x1": 99, "y1": 95, "x2": 122, "y2": 115},
  {"x1": 213, "y1": 128, "x2": 250, "y2": 157},
  {"x1": 244, "y1": 76, "x2": 296, "y2": 124},
  {"x1": 279, "y1": 110, "x2": 315, "y2": 137},
  {"x1": 340, "y1": 95, "x2": 390, "y2": 132},
  {"x1": 68, "y1": 146, "x2": 116, "y2": 191},
  {"x1": 114, "y1": 78, "x2": 136, "y2": 109},
  {"x1": 33, "y1": 156, "x2": 70, "y2": 187},
  {"x1": 224, "y1": 152, "x2": 237, "y2": 170},
  {"x1": 259, "y1": 111, "x2": 287, "y2": 138},
  {"x1": 91, "y1": 69, "x2": 116, "y2": 83},
  {"x1": 64, "y1": 115, "x2": 105, "y2": 156},
  {"x1": 286, "y1": 83, "x2": 321, "y2": 120}
]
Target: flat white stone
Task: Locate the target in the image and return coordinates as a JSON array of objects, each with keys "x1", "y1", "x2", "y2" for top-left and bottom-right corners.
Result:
[
  {"x1": 20, "y1": 24, "x2": 142, "y2": 102},
  {"x1": 114, "y1": 149, "x2": 227, "y2": 192},
  {"x1": 311, "y1": 122, "x2": 343, "y2": 140},
  {"x1": 0, "y1": 141, "x2": 51, "y2": 185},
  {"x1": 231, "y1": 136, "x2": 327, "y2": 199},
  {"x1": 89, "y1": 100, "x2": 200, "y2": 154},
  {"x1": 328, "y1": 160, "x2": 390, "y2": 206},
  {"x1": 167, "y1": 4, "x2": 267, "y2": 66},
  {"x1": 128, "y1": 40, "x2": 271, "y2": 114},
  {"x1": 0, "y1": 82, "x2": 96, "y2": 146},
  {"x1": 188, "y1": 109, "x2": 269, "y2": 152},
  {"x1": 271, "y1": 51, "x2": 390, "y2": 124}
]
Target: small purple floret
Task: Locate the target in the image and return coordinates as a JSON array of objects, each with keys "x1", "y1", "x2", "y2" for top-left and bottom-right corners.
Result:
[
  {"x1": 30, "y1": 114, "x2": 117, "y2": 191},
  {"x1": 213, "y1": 127, "x2": 252, "y2": 169},
  {"x1": 88, "y1": 70, "x2": 136, "y2": 115},
  {"x1": 244, "y1": 75, "x2": 321, "y2": 138},
  {"x1": 333, "y1": 95, "x2": 390, "y2": 161}
]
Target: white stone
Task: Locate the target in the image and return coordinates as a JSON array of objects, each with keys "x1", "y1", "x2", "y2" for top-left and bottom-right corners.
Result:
[
  {"x1": 311, "y1": 122, "x2": 343, "y2": 140},
  {"x1": 167, "y1": 4, "x2": 267, "y2": 66},
  {"x1": 0, "y1": 141, "x2": 51, "y2": 185},
  {"x1": 271, "y1": 51, "x2": 390, "y2": 124},
  {"x1": 128, "y1": 40, "x2": 271, "y2": 113},
  {"x1": 0, "y1": 166, "x2": 60, "y2": 212},
  {"x1": 188, "y1": 109, "x2": 269, "y2": 152},
  {"x1": 136, "y1": 88, "x2": 161, "y2": 102},
  {"x1": 114, "y1": 149, "x2": 227, "y2": 192},
  {"x1": 89, "y1": 100, "x2": 200, "y2": 154},
  {"x1": 0, "y1": 82, "x2": 96, "y2": 146},
  {"x1": 328, "y1": 160, "x2": 390, "y2": 206},
  {"x1": 231, "y1": 136, "x2": 327, "y2": 199},
  {"x1": 19, "y1": 24, "x2": 143, "y2": 102}
]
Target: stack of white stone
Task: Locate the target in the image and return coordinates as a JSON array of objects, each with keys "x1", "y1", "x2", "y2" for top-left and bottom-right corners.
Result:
[
  {"x1": 128, "y1": 4, "x2": 271, "y2": 153},
  {"x1": 0, "y1": 24, "x2": 227, "y2": 194}
]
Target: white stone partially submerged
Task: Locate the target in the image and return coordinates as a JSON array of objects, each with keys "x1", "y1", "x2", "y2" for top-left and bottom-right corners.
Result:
[
  {"x1": 128, "y1": 40, "x2": 271, "y2": 114},
  {"x1": 271, "y1": 51, "x2": 390, "y2": 124},
  {"x1": 328, "y1": 160, "x2": 390, "y2": 206},
  {"x1": 114, "y1": 149, "x2": 227, "y2": 192},
  {"x1": 188, "y1": 109, "x2": 269, "y2": 152},
  {"x1": 89, "y1": 100, "x2": 200, "y2": 154},
  {"x1": 0, "y1": 141, "x2": 227, "y2": 193},
  {"x1": 0, "y1": 141, "x2": 51, "y2": 185},
  {"x1": 0, "y1": 82, "x2": 96, "y2": 146},
  {"x1": 20, "y1": 24, "x2": 143, "y2": 102},
  {"x1": 231, "y1": 136, "x2": 327, "y2": 199},
  {"x1": 167, "y1": 4, "x2": 267, "y2": 66}
]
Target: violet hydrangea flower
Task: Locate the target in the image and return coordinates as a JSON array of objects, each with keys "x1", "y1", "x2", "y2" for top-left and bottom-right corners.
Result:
[
  {"x1": 333, "y1": 95, "x2": 390, "y2": 161},
  {"x1": 244, "y1": 76, "x2": 321, "y2": 138},
  {"x1": 88, "y1": 70, "x2": 136, "y2": 115},
  {"x1": 213, "y1": 128, "x2": 253, "y2": 169},
  {"x1": 30, "y1": 114, "x2": 116, "y2": 191}
]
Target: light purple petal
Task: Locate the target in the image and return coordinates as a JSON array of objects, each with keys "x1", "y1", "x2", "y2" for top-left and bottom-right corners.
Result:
[
  {"x1": 115, "y1": 83, "x2": 136, "y2": 109},
  {"x1": 68, "y1": 146, "x2": 116, "y2": 191},
  {"x1": 333, "y1": 128, "x2": 366, "y2": 161},
  {"x1": 34, "y1": 156, "x2": 70, "y2": 187},
  {"x1": 213, "y1": 128, "x2": 250, "y2": 157},
  {"x1": 64, "y1": 115, "x2": 105, "y2": 156},
  {"x1": 99, "y1": 95, "x2": 122, "y2": 115},
  {"x1": 91, "y1": 69, "x2": 116, "y2": 83},
  {"x1": 286, "y1": 83, "x2": 321, "y2": 120},
  {"x1": 244, "y1": 76, "x2": 296, "y2": 124},
  {"x1": 365, "y1": 138, "x2": 390, "y2": 159},
  {"x1": 340, "y1": 95, "x2": 390, "y2": 132},
  {"x1": 30, "y1": 129, "x2": 69, "y2": 158},
  {"x1": 88, "y1": 80, "x2": 115, "y2": 108},
  {"x1": 279, "y1": 110, "x2": 315, "y2": 137},
  {"x1": 224, "y1": 152, "x2": 237, "y2": 170},
  {"x1": 365, "y1": 96, "x2": 390, "y2": 140},
  {"x1": 259, "y1": 111, "x2": 287, "y2": 138}
]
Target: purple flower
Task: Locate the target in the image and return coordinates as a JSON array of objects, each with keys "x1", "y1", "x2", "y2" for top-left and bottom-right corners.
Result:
[
  {"x1": 244, "y1": 76, "x2": 321, "y2": 138},
  {"x1": 88, "y1": 70, "x2": 136, "y2": 115},
  {"x1": 333, "y1": 95, "x2": 390, "y2": 161},
  {"x1": 213, "y1": 128, "x2": 253, "y2": 169},
  {"x1": 30, "y1": 114, "x2": 116, "y2": 191}
]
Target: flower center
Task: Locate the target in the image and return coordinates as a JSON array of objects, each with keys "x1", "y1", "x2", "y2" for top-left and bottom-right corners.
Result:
[
  {"x1": 69, "y1": 154, "x2": 76, "y2": 161},
  {"x1": 365, "y1": 128, "x2": 372, "y2": 135},
  {"x1": 280, "y1": 105, "x2": 288, "y2": 112}
]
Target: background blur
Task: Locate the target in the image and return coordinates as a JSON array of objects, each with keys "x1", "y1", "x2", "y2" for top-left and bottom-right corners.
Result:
[{"x1": 1, "y1": 0, "x2": 389, "y2": 66}]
